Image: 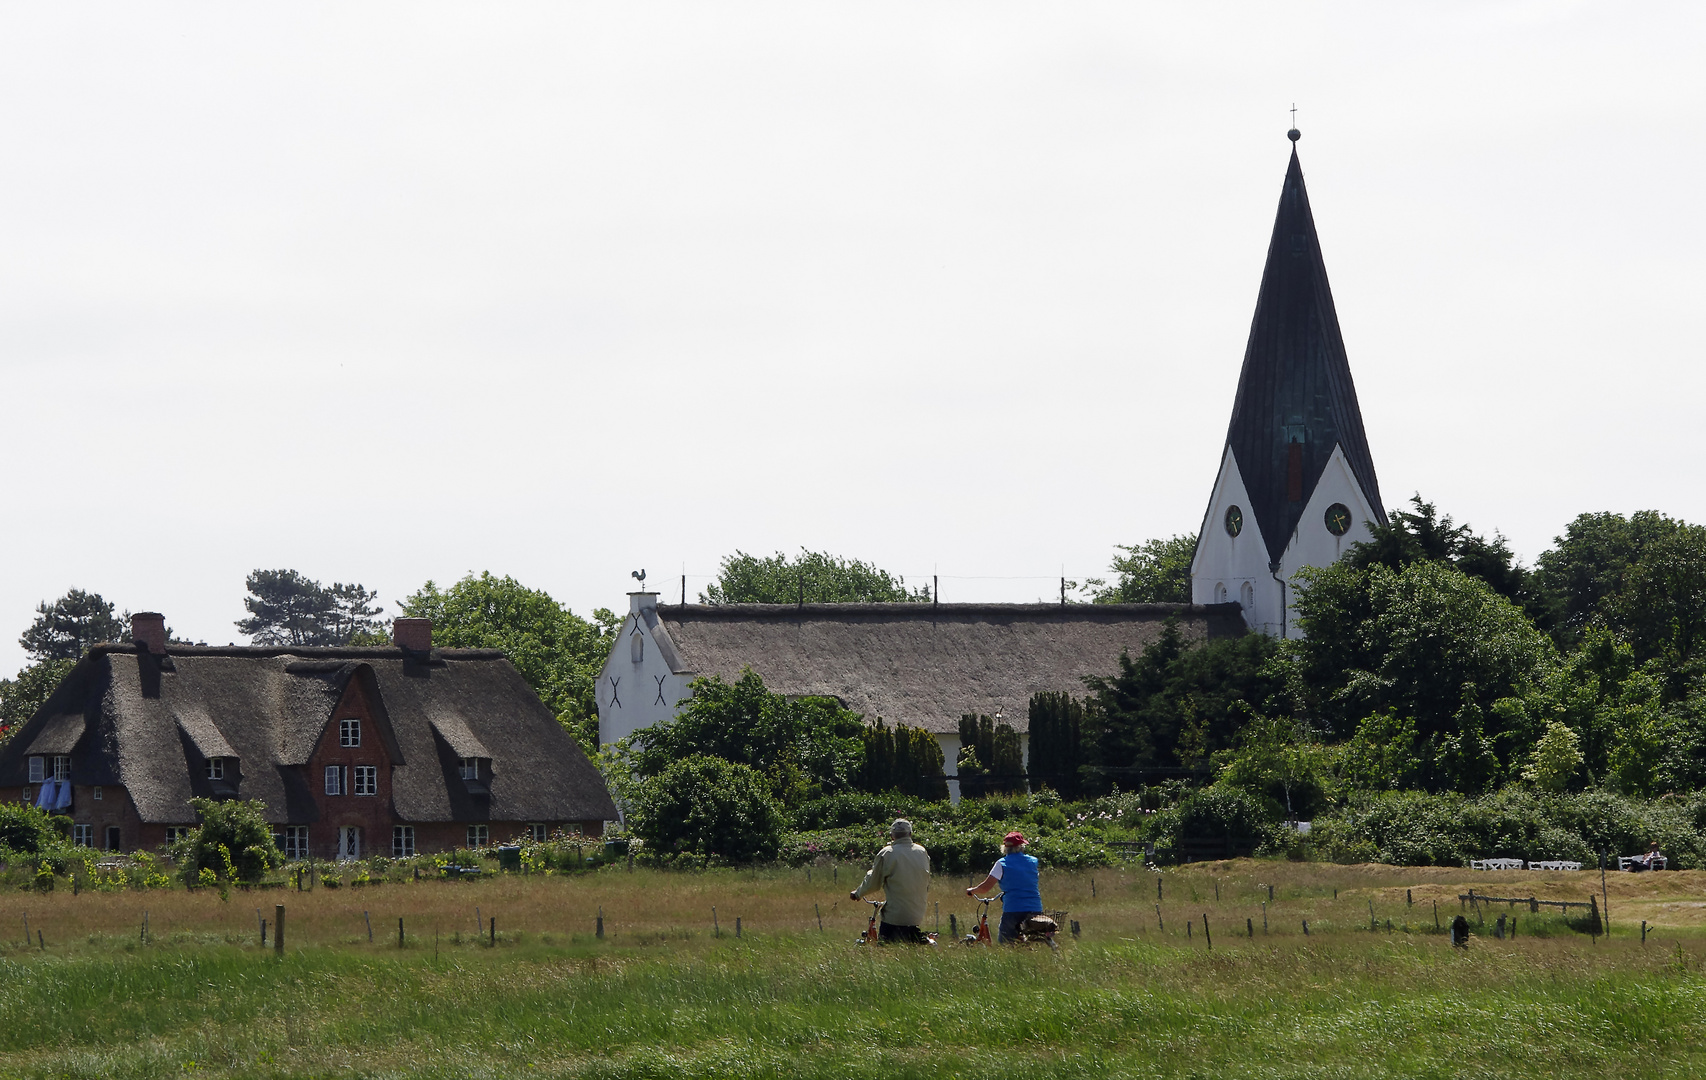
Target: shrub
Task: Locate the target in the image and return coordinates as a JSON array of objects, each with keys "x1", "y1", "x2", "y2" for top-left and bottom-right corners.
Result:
[
  {"x1": 171, "y1": 798, "x2": 283, "y2": 883},
  {"x1": 789, "y1": 791, "x2": 932, "y2": 831},
  {"x1": 630, "y1": 755, "x2": 786, "y2": 864},
  {"x1": 0, "y1": 802, "x2": 71, "y2": 856}
]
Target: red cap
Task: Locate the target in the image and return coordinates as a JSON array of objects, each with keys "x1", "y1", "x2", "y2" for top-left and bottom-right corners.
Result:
[{"x1": 1004, "y1": 831, "x2": 1027, "y2": 846}]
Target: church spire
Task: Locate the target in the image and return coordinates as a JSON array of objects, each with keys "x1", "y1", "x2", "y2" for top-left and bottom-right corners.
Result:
[{"x1": 1223, "y1": 135, "x2": 1385, "y2": 569}]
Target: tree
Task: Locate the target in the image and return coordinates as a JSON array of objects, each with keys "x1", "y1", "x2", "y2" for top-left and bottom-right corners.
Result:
[
  {"x1": 1081, "y1": 621, "x2": 1283, "y2": 793},
  {"x1": 0, "y1": 659, "x2": 75, "y2": 746},
  {"x1": 1027, "y1": 691, "x2": 1090, "y2": 798},
  {"x1": 629, "y1": 668, "x2": 865, "y2": 806},
  {"x1": 954, "y1": 713, "x2": 1024, "y2": 797},
  {"x1": 326, "y1": 582, "x2": 387, "y2": 645},
  {"x1": 1611, "y1": 523, "x2": 1706, "y2": 681},
  {"x1": 1347, "y1": 496, "x2": 1550, "y2": 627},
  {"x1": 702, "y1": 550, "x2": 928, "y2": 604},
  {"x1": 1088, "y1": 535, "x2": 1196, "y2": 604},
  {"x1": 401, "y1": 573, "x2": 616, "y2": 753},
  {"x1": 628, "y1": 755, "x2": 786, "y2": 863},
  {"x1": 1522, "y1": 720, "x2": 1585, "y2": 793},
  {"x1": 0, "y1": 801, "x2": 71, "y2": 856},
  {"x1": 857, "y1": 720, "x2": 949, "y2": 801},
  {"x1": 1289, "y1": 559, "x2": 1557, "y2": 791},
  {"x1": 236, "y1": 570, "x2": 339, "y2": 645},
  {"x1": 19, "y1": 589, "x2": 127, "y2": 661},
  {"x1": 1532, "y1": 510, "x2": 1683, "y2": 647}
]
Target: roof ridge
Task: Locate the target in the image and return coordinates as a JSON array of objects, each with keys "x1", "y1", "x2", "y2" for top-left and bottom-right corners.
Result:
[{"x1": 86, "y1": 643, "x2": 509, "y2": 660}]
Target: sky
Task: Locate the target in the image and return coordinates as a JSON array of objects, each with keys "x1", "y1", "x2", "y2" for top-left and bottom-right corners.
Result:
[{"x1": 1, "y1": 3, "x2": 1702, "y2": 675}]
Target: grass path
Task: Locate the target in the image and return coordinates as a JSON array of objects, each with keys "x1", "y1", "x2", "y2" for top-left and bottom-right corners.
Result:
[{"x1": 0, "y1": 861, "x2": 1702, "y2": 1078}]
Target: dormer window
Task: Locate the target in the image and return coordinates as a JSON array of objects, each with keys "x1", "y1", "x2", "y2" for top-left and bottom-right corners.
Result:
[
  {"x1": 340, "y1": 718, "x2": 361, "y2": 747},
  {"x1": 27, "y1": 757, "x2": 44, "y2": 783},
  {"x1": 459, "y1": 757, "x2": 478, "y2": 781},
  {"x1": 53, "y1": 756, "x2": 71, "y2": 781},
  {"x1": 206, "y1": 757, "x2": 226, "y2": 781}
]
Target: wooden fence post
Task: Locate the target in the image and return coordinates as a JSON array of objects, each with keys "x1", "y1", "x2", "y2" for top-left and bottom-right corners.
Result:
[{"x1": 275, "y1": 905, "x2": 285, "y2": 955}]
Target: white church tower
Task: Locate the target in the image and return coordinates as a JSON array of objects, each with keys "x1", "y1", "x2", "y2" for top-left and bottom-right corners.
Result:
[{"x1": 1191, "y1": 129, "x2": 1386, "y2": 637}]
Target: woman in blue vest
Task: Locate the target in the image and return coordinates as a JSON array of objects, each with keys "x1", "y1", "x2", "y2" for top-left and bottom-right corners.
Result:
[{"x1": 967, "y1": 830, "x2": 1042, "y2": 944}]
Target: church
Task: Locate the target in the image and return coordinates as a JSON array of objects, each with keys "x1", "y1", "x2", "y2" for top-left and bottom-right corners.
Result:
[
  {"x1": 599, "y1": 130, "x2": 1384, "y2": 777},
  {"x1": 1189, "y1": 129, "x2": 1385, "y2": 637}
]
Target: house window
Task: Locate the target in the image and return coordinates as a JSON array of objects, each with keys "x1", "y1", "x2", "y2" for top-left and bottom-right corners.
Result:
[
  {"x1": 528, "y1": 823, "x2": 547, "y2": 843},
  {"x1": 105, "y1": 826, "x2": 121, "y2": 851},
  {"x1": 393, "y1": 826, "x2": 416, "y2": 858},
  {"x1": 53, "y1": 756, "x2": 71, "y2": 781},
  {"x1": 459, "y1": 757, "x2": 478, "y2": 781},
  {"x1": 324, "y1": 765, "x2": 344, "y2": 796},
  {"x1": 27, "y1": 757, "x2": 44, "y2": 783},
  {"x1": 165, "y1": 826, "x2": 192, "y2": 844},
  {"x1": 279, "y1": 826, "x2": 309, "y2": 861},
  {"x1": 353, "y1": 765, "x2": 377, "y2": 796},
  {"x1": 206, "y1": 758, "x2": 225, "y2": 781},
  {"x1": 467, "y1": 825, "x2": 489, "y2": 848},
  {"x1": 73, "y1": 824, "x2": 93, "y2": 847},
  {"x1": 93, "y1": 786, "x2": 103, "y2": 801},
  {"x1": 340, "y1": 718, "x2": 361, "y2": 747}
]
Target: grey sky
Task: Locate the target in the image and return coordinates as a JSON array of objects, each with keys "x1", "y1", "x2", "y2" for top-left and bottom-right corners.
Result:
[{"x1": 2, "y1": 3, "x2": 1702, "y2": 674}]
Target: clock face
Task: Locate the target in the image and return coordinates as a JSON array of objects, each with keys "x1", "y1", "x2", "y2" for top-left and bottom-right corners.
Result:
[
  {"x1": 1324, "y1": 503, "x2": 1352, "y2": 536},
  {"x1": 1224, "y1": 505, "x2": 1243, "y2": 537}
]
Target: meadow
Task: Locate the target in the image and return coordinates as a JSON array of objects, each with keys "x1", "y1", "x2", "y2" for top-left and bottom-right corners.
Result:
[{"x1": 2, "y1": 860, "x2": 1705, "y2": 1079}]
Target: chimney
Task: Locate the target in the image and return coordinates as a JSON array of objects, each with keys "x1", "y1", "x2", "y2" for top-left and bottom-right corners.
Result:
[
  {"x1": 131, "y1": 612, "x2": 167, "y2": 655},
  {"x1": 629, "y1": 591, "x2": 658, "y2": 616},
  {"x1": 393, "y1": 617, "x2": 432, "y2": 652}
]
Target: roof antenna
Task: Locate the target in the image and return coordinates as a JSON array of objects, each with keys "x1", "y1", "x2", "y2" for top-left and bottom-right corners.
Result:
[{"x1": 1288, "y1": 104, "x2": 1300, "y2": 143}]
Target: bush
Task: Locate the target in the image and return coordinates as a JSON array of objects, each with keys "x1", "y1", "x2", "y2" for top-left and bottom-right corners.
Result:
[
  {"x1": 1148, "y1": 786, "x2": 1283, "y2": 861},
  {"x1": 170, "y1": 798, "x2": 283, "y2": 883},
  {"x1": 0, "y1": 802, "x2": 71, "y2": 856},
  {"x1": 789, "y1": 791, "x2": 933, "y2": 830},
  {"x1": 630, "y1": 755, "x2": 786, "y2": 864}
]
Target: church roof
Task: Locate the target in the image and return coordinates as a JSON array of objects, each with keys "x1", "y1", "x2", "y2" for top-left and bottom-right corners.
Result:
[
  {"x1": 651, "y1": 602, "x2": 1247, "y2": 735},
  {"x1": 1225, "y1": 141, "x2": 1386, "y2": 568}
]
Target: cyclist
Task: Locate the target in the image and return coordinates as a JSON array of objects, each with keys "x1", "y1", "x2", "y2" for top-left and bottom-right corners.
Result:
[
  {"x1": 966, "y1": 830, "x2": 1042, "y2": 944},
  {"x1": 850, "y1": 819, "x2": 931, "y2": 943}
]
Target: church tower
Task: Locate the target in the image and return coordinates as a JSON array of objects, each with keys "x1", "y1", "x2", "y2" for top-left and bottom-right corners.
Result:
[{"x1": 1190, "y1": 130, "x2": 1386, "y2": 637}]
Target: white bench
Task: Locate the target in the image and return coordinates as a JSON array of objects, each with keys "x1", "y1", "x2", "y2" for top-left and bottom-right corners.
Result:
[
  {"x1": 1525, "y1": 860, "x2": 1582, "y2": 872},
  {"x1": 1469, "y1": 858, "x2": 1525, "y2": 871},
  {"x1": 1618, "y1": 855, "x2": 1667, "y2": 871}
]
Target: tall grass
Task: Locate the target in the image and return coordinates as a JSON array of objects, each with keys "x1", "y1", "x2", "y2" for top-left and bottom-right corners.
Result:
[{"x1": 1, "y1": 861, "x2": 1704, "y2": 1077}]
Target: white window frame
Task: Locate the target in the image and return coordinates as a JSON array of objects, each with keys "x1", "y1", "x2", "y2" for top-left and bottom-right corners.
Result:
[
  {"x1": 93, "y1": 786, "x2": 103, "y2": 801},
  {"x1": 392, "y1": 826, "x2": 416, "y2": 858},
  {"x1": 467, "y1": 824, "x2": 489, "y2": 848},
  {"x1": 165, "y1": 826, "x2": 192, "y2": 844},
  {"x1": 338, "y1": 826, "x2": 361, "y2": 861},
  {"x1": 52, "y1": 755, "x2": 71, "y2": 781},
  {"x1": 27, "y1": 757, "x2": 44, "y2": 783},
  {"x1": 353, "y1": 765, "x2": 377, "y2": 796},
  {"x1": 340, "y1": 718, "x2": 361, "y2": 747},
  {"x1": 528, "y1": 823, "x2": 547, "y2": 843},
  {"x1": 206, "y1": 757, "x2": 225, "y2": 781},
  {"x1": 324, "y1": 765, "x2": 344, "y2": 796},
  {"x1": 73, "y1": 824, "x2": 93, "y2": 847},
  {"x1": 459, "y1": 757, "x2": 478, "y2": 781},
  {"x1": 279, "y1": 825, "x2": 309, "y2": 861}
]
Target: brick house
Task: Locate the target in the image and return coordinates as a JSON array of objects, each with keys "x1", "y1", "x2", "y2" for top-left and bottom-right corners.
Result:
[{"x1": 0, "y1": 614, "x2": 616, "y2": 858}]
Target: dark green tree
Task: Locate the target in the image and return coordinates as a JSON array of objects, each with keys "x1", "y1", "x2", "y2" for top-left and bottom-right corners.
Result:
[
  {"x1": 1026, "y1": 691, "x2": 1089, "y2": 798},
  {"x1": 172, "y1": 798, "x2": 283, "y2": 882},
  {"x1": 629, "y1": 755, "x2": 786, "y2": 864},
  {"x1": 0, "y1": 659, "x2": 75, "y2": 745},
  {"x1": 629, "y1": 668, "x2": 865, "y2": 806},
  {"x1": 1080, "y1": 621, "x2": 1282, "y2": 793},
  {"x1": 954, "y1": 713, "x2": 1024, "y2": 796},
  {"x1": 857, "y1": 720, "x2": 949, "y2": 801},
  {"x1": 236, "y1": 569, "x2": 339, "y2": 645},
  {"x1": 19, "y1": 589, "x2": 127, "y2": 661},
  {"x1": 401, "y1": 573, "x2": 616, "y2": 752},
  {"x1": 1531, "y1": 510, "x2": 1684, "y2": 647},
  {"x1": 0, "y1": 801, "x2": 72, "y2": 856},
  {"x1": 1089, "y1": 535, "x2": 1196, "y2": 604},
  {"x1": 326, "y1": 582, "x2": 387, "y2": 644},
  {"x1": 1347, "y1": 496, "x2": 1551, "y2": 627},
  {"x1": 702, "y1": 550, "x2": 928, "y2": 604}
]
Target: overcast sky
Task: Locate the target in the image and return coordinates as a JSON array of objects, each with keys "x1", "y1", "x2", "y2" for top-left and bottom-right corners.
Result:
[{"x1": 1, "y1": 3, "x2": 1701, "y2": 674}]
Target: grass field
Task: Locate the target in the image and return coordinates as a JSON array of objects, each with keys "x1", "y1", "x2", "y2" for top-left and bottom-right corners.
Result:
[{"x1": 2, "y1": 860, "x2": 1704, "y2": 1078}]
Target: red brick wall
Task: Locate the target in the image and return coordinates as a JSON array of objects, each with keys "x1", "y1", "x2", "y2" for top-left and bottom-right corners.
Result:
[
  {"x1": 305, "y1": 676, "x2": 395, "y2": 861},
  {"x1": 0, "y1": 784, "x2": 150, "y2": 852}
]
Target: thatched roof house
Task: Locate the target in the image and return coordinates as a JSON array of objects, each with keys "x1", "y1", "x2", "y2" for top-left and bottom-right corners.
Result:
[
  {"x1": 0, "y1": 614, "x2": 616, "y2": 857},
  {"x1": 599, "y1": 594, "x2": 1245, "y2": 785}
]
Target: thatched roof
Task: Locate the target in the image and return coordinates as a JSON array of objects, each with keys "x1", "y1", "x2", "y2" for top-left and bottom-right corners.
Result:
[
  {"x1": 653, "y1": 602, "x2": 1245, "y2": 734},
  {"x1": 0, "y1": 644, "x2": 616, "y2": 826}
]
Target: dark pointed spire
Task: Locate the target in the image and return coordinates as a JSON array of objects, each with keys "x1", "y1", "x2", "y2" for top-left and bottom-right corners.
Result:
[{"x1": 1225, "y1": 139, "x2": 1385, "y2": 569}]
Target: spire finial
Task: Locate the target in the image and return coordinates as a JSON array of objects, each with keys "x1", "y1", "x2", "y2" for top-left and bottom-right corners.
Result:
[{"x1": 1287, "y1": 103, "x2": 1300, "y2": 143}]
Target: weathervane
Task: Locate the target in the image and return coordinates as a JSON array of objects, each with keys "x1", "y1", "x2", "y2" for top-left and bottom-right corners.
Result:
[{"x1": 631, "y1": 569, "x2": 647, "y2": 588}]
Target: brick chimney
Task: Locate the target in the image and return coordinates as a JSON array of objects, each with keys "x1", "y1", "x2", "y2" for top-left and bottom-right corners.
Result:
[
  {"x1": 131, "y1": 612, "x2": 167, "y2": 655},
  {"x1": 393, "y1": 618, "x2": 432, "y2": 652}
]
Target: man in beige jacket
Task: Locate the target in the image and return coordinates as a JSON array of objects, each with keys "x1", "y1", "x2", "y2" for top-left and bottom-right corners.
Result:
[{"x1": 850, "y1": 818, "x2": 932, "y2": 943}]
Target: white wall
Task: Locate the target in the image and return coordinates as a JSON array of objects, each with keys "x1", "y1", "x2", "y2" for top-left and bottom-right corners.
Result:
[
  {"x1": 1275, "y1": 443, "x2": 1381, "y2": 637},
  {"x1": 596, "y1": 593, "x2": 694, "y2": 746}
]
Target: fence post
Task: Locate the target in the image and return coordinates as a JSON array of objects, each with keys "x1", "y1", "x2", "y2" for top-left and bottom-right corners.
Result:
[
  {"x1": 364, "y1": 911, "x2": 372, "y2": 943},
  {"x1": 1202, "y1": 915, "x2": 1211, "y2": 950},
  {"x1": 597, "y1": 907, "x2": 604, "y2": 939},
  {"x1": 818, "y1": 904, "x2": 824, "y2": 932},
  {"x1": 399, "y1": 917, "x2": 404, "y2": 948},
  {"x1": 736, "y1": 917, "x2": 742, "y2": 940},
  {"x1": 490, "y1": 916, "x2": 496, "y2": 947},
  {"x1": 713, "y1": 907, "x2": 719, "y2": 937},
  {"x1": 275, "y1": 905, "x2": 285, "y2": 955},
  {"x1": 1247, "y1": 917, "x2": 1253, "y2": 938}
]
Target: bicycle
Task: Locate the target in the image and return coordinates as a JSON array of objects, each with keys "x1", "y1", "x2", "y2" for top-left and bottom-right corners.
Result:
[
  {"x1": 857, "y1": 899, "x2": 938, "y2": 946},
  {"x1": 965, "y1": 892, "x2": 1062, "y2": 951}
]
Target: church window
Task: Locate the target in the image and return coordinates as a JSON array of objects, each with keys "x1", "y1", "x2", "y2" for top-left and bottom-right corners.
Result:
[
  {"x1": 1241, "y1": 582, "x2": 1255, "y2": 610},
  {"x1": 1215, "y1": 582, "x2": 1228, "y2": 604}
]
